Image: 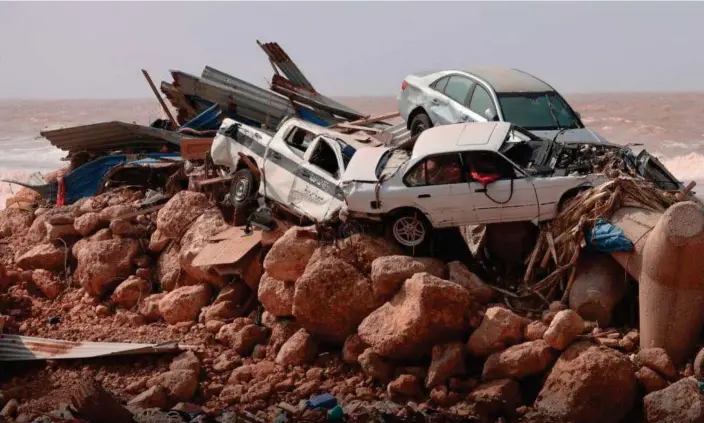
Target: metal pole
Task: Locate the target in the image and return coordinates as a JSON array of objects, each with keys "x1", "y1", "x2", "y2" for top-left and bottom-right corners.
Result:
[{"x1": 141, "y1": 69, "x2": 178, "y2": 128}]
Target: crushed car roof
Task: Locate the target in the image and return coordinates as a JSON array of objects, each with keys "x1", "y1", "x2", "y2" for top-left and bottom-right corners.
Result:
[
  {"x1": 412, "y1": 122, "x2": 512, "y2": 159},
  {"x1": 464, "y1": 67, "x2": 555, "y2": 93}
]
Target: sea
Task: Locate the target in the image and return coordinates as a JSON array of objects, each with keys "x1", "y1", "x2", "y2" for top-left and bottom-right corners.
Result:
[{"x1": 1, "y1": 94, "x2": 703, "y2": 208}]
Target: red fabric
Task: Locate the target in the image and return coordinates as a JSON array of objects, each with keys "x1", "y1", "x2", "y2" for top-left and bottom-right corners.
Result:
[
  {"x1": 471, "y1": 170, "x2": 501, "y2": 186},
  {"x1": 56, "y1": 175, "x2": 66, "y2": 206}
]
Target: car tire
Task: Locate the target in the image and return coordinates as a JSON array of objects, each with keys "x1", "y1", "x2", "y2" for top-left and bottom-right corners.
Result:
[
  {"x1": 230, "y1": 168, "x2": 258, "y2": 209},
  {"x1": 410, "y1": 112, "x2": 432, "y2": 137},
  {"x1": 387, "y1": 210, "x2": 432, "y2": 252}
]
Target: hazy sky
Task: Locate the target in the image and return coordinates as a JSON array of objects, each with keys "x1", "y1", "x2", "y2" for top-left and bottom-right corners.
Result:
[{"x1": 1, "y1": 1, "x2": 703, "y2": 99}]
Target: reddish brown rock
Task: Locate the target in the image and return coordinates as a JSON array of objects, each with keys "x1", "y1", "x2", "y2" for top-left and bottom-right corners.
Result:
[
  {"x1": 230, "y1": 324, "x2": 269, "y2": 356},
  {"x1": 203, "y1": 301, "x2": 239, "y2": 323},
  {"x1": 483, "y1": 340, "x2": 556, "y2": 381},
  {"x1": 534, "y1": 342, "x2": 637, "y2": 423},
  {"x1": 128, "y1": 386, "x2": 169, "y2": 409},
  {"x1": 157, "y1": 242, "x2": 196, "y2": 291},
  {"x1": 387, "y1": 374, "x2": 423, "y2": 398},
  {"x1": 263, "y1": 226, "x2": 318, "y2": 282},
  {"x1": 215, "y1": 318, "x2": 255, "y2": 344},
  {"x1": 359, "y1": 272, "x2": 476, "y2": 360},
  {"x1": 45, "y1": 222, "x2": 79, "y2": 241},
  {"x1": 468, "y1": 379, "x2": 523, "y2": 419},
  {"x1": 109, "y1": 219, "x2": 137, "y2": 237},
  {"x1": 99, "y1": 204, "x2": 135, "y2": 222},
  {"x1": 15, "y1": 243, "x2": 67, "y2": 272},
  {"x1": 636, "y1": 366, "x2": 669, "y2": 393},
  {"x1": 0, "y1": 263, "x2": 9, "y2": 292},
  {"x1": 31, "y1": 269, "x2": 61, "y2": 299},
  {"x1": 75, "y1": 238, "x2": 140, "y2": 297},
  {"x1": 25, "y1": 213, "x2": 48, "y2": 243},
  {"x1": 643, "y1": 377, "x2": 704, "y2": 423},
  {"x1": 525, "y1": 321, "x2": 549, "y2": 341},
  {"x1": 111, "y1": 276, "x2": 151, "y2": 309},
  {"x1": 426, "y1": 341, "x2": 466, "y2": 389},
  {"x1": 138, "y1": 293, "x2": 165, "y2": 322},
  {"x1": 148, "y1": 369, "x2": 198, "y2": 402},
  {"x1": 342, "y1": 333, "x2": 369, "y2": 364},
  {"x1": 370, "y1": 255, "x2": 446, "y2": 300},
  {"x1": 543, "y1": 309, "x2": 585, "y2": 350},
  {"x1": 467, "y1": 307, "x2": 528, "y2": 357},
  {"x1": 447, "y1": 261, "x2": 494, "y2": 304},
  {"x1": 258, "y1": 273, "x2": 294, "y2": 317},
  {"x1": 308, "y1": 234, "x2": 400, "y2": 275},
  {"x1": 156, "y1": 191, "x2": 210, "y2": 238},
  {"x1": 149, "y1": 229, "x2": 170, "y2": 253},
  {"x1": 293, "y1": 257, "x2": 376, "y2": 343},
  {"x1": 73, "y1": 212, "x2": 102, "y2": 236},
  {"x1": 0, "y1": 208, "x2": 33, "y2": 238},
  {"x1": 170, "y1": 351, "x2": 201, "y2": 374},
  {"x1": 179, "y1": 210, "x2": 230, "y2": 286},
  {"x1": 358, "y1": 348, "x2": 393, "y2": 383},
  {"x1": 638, "y1": 348, "x2": 678, "y2": 381},
  {"x1": 275, "y1": 328, "x2": 317, "y2": 366},
  {"x1": 214, "y1": 284, "x2": 249, "y2": 306},
  {"x1": 158, "y1": 284, "x2": 212, "y2": 325}
]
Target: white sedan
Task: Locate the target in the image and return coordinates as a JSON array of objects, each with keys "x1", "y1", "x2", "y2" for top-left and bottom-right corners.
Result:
[{"x1": 340, "y1": 122, "x2": 608, "y2": 249}]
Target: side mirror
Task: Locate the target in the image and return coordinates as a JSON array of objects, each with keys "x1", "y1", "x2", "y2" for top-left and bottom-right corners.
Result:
[{"x1": 484, "y1": 108, "x2": 497, "y2": 121}]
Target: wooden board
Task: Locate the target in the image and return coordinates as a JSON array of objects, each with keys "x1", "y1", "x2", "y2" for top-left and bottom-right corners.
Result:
[
  {"x1": 180, "y1": 137, "x2": 214, "y2": 160},
  {"x1": 193, "y1": 226, "x2": 263, "y2": 267}
]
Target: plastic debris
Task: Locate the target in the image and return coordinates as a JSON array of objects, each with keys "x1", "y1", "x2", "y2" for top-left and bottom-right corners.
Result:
[
  {"x1": 585, "y1": 218, "x2": 634, "y2": 253},
  {"x1": 306, "y1": 393, "x2": 338, "y2": 410},
  {"x1": 327, "y1": 405, "x2": 344, "y2": 421}
]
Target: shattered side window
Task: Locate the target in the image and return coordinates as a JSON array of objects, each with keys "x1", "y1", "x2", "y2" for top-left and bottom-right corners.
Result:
[
  {"x1": 285, "y1": 127, "x2": 315, "y2": 157},
  {"x1": 404, "y1": 154, "x2": 464, "y2": 186},
  {"x1": 404, "y1": 161, "x2": 427, "y2": 187}
]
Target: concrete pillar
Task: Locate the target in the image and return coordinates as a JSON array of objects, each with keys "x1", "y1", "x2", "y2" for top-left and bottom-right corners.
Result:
[
  {"x1": 609, "y1": 207, "x2": 663, "y2": 280},
  {"x1": 639, "y1": 201, "x2": 704, "y2": 363},
  {"x1": 569, "y1": 251, "x2": 628, "y2": 326}
]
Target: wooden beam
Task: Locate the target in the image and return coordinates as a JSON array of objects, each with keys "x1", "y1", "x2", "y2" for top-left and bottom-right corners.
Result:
[
  {"x1": 141, "y1": 69, "x2": 178, "y2": 128},
  {"x1": 328, "y1": 111, "x2": 400, "y2": 129},
  {"x1": 335, "y1": 123, "x2": 382, "y2": 133}
]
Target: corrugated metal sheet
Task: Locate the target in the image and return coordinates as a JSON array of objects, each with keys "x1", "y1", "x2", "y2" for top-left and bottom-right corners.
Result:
[
  {"x1": 258, "y1": 40, "x2": 315, "y2": 90},
  {"x1": 40, "y1": 121, "x2": 189, "y2": 153},
  {"x1": 0, "y1": 334, "x2": 181, "y2": 361}
]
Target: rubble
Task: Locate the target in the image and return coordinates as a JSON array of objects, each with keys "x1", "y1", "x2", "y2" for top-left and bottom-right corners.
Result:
[
  {"x1": 263, "y1": 226, "x2": 318, "y2": 282},
  {"x1": 482, "y1": 340, "x2": 556, "y2": 381},
  {"x1": 643, "y1": 377, "x2": 704, "y2": 423},
  {"x1": 467, "y1": 307, "x2": 528, "y2": 357},
  {"x1": 75, "y1": 238, "x2": 140, "y2": 297},
  {"x1": 158, "y1": 284, "x2": 212, "y2": 324}
]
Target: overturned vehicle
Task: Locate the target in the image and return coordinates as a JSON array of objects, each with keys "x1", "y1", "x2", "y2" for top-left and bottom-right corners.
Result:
[{"x1": 210, "y1": 117, "x2": 694, "y2": 249}]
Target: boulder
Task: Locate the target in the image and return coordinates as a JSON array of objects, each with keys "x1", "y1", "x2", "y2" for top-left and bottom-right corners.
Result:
[
  {"x1": 370, "y1": 255, "x2": 446, "y2": 300},
  {"x1": 148, "y1": 370, "x2": 198, "y2": 402},
  {"x1": 525, "y1": 321, "x2": 549, "y2": 341},
  {"x1": 158, "y1": 285, "x2": 212, "y2": 325},
  {"x1": 638, "y1": 348, "x2": 678, "y2": 381},
  {"x1": 447, "y1": 261, "x2": 494, "y2": 304},
  {"x1": 359, "y1": 348, "x2": 394, "y2": 383},
  {"x1": 74, "y1": 212, "x2": 102, "y2": 236},
  {"x1": 534, "y1": 342, "x2": 637, "y2": 423},
  {"x1": 229, "y1": 324, "x2": 268, "y2": 356},
  {"x1": 214, "y1": 284, "x2": 250, "y2": 306},
  {"x1": 45, "y1": 222, "x2": 79, "y2": 241},
  {"x1": 482, "y1": 340, "x2": 556, "y2": 381},
  {"x1": 467, "y1": 307, "x2": 528, "y2": 357},
  {"x1": 268, "y1": 319, "x2": 302, "y2": 357},
  {"x1": 179, "y1": 210, "x2": 230, "y2": 286},
  {"x1": 156, "y1": 191, "x2": 210, "y2": 239},
  {"x1": 543, "y1": 310, "x2": 585, "y2": 350},
  {"x1": 308, "y1": 234, "x2": 400, "y2": 274},
  {"x1": 15, "y1": 243, "x2": 67, "y2": 272},
  {"x1": 75, "y1": 238, "x2": 140, "y2": 297},
  {"x1": 99, "y1": 204, "x2": 135, "y2": 222},
  {"x1": 111, "y1": 276, "x2": 151, "y2": 309},
  {"x1": 170, "y1": 351, "x2": 201, "y2": 374},
  {"x1": 138, "y1": 293, "x2": 165, "y2": 322},
  {"x1": 426, "y1": 341, "x2": 466, "y2": 389},
  {"x1": 695, "y1": 347, "x2": 704, "y2": 380},
  {"x1": 342, "y1": 333, "x2": 369, "y2": 364},
  {"x1": 468, "y1": 379, "x2": 523, "y2": 420},
  {"x1": 72, "y1": 229, "x2": 112, "y2": 258},
  {"x1": 31, "y1": 269, "x2": 62, "y2": 299},
  {"x1": 387, "y1": 374, "x2": 423, "y2": 398},
  {"x1": 636, "y1": 366, "x2": 669, "y2": 393},
  {"x1": 157, "y1": 242, "x2": 197, "y2": 291},
  {"x1": 47, "y1": 212, "x2": 74, "y2": 225},
  {"x1": 109, "y1": 219, "x2": 138, "y2": 237},
  {"x1": 128, "y1": 386, "x2": 169, "y2": 410},
  {"x1": 202, "y1": 301, "x2": 239, "y2": 323},
  {"x1": 263, "y1": 226, "x2": 318, "y2": 282},
  {"x1": 0, "y1": 208, "x2": 33, "y2": 238},
  {"x1": 275, "y1": 328, "x2": 317, "y2": 366},
  {"x1": 258, "y1": 273, "x2": 294, "y2": 317},
  {"x1": 149, "y1": 229, "x2": 170, "y2": 253},
  {"x1": 643, "y1": 377, "x2": 704, "y2": 423},
  {"x1": 359, "y1": 272, "x2": 476, "y2": 360},
  {"x1": 25, "y1": 213, "x2": 48, "y2": 243},
  {"x1": 215, "y1": 318, "x2": 255, "y2": 344},
  {"x1": 293, "y1": 257, "x2": 376, "y2": 343}
]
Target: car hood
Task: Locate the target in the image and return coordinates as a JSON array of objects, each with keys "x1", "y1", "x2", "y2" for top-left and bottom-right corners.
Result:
[
  {"x1": 342, "y1": 147, "x2": 390, "y2": 183},
  {"x1": 530, "y1": 128, "x2": 611, "y2": 145}
]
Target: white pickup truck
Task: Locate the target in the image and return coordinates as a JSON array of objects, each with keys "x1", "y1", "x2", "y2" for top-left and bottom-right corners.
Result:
[{"x1": 210, "y1": 117, "x2": 372, "y2": 222}]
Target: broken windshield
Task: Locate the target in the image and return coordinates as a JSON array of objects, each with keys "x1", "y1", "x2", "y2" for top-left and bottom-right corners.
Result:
[{"x1": 497, "y1": 92, "x2": 580, "y2": 131}]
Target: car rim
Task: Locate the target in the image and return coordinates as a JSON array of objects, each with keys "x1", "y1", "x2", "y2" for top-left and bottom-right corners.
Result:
[
  {"x1": 392, "y1": 216, "x2": 425, "y2": 247},
  {"x1": 412, "y1": 121, "x2": 426, "y2": 136},
  {"x1": 233, "y1": 177, "x2": 250, "y2": 202}
]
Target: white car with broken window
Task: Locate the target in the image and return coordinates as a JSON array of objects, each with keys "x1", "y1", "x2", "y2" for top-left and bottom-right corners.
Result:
[
  {"x1": 210, "y1": 117, "x2": 368, "y2": 223},
  {"x1": 398, "y1": 67, "x2": 609, "y2": 144},
  {"x1": 340, "y1": 121, "x2": 617, "y2": 249}
]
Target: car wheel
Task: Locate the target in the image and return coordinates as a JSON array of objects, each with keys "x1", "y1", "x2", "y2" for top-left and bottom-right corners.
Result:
[
  {"x1": 388, "y1": 211, "x2": 432, "y2": 250},
  {"x1": 230, "y1": 168, "x2": 258, "y2": 208},
  {"x1": 410, "y1": 112, "x2": 432, "y2": 137}
]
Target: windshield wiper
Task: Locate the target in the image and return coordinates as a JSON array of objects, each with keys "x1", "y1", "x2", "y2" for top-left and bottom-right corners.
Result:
[{"x1": 545, "y1": 93, "x2": 562, "y2": 131}]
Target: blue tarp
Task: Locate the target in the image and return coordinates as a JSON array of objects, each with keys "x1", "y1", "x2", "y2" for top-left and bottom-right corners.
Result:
[
  {"x1": 585, "y1": 218, "x2": 634, "y2": 253},
  {"x1": 180, "y1": 104, "x2": 224, "y2": 132}
]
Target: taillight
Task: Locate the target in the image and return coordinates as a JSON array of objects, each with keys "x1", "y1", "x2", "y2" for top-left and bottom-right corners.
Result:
[{"x1": 401, "y1": 80, "x2": 408, "y2": 91}]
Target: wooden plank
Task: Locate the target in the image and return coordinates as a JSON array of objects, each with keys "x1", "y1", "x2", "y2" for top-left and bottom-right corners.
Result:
[
  {"x1": 192, "y1": 226, "x2": 263, "y2": 267},
  {"x1": 193, "y1": 176, "x2": 232, "y2": 188},
  {"x1": 328, "y1": 111, "x2": 400, "y2": 129},
  {"x1": 335, "y1": 123, "x2": 382, "y2": 133},
  {"x1": 142, "y1": 69, "x2": 177, "y2": 128},
  {"x1": 180, "y1": 137, "x2": 214, "y2": 160}
]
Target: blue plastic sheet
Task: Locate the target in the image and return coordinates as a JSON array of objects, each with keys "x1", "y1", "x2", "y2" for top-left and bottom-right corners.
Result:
[{"x1": 585, "y1": 218, "x2": 634, "y2": 253}]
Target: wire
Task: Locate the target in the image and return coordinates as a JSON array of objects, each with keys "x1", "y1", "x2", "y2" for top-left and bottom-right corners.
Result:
[{"x1": 483, "y1": 177, "x2": 515, "y2": 205}]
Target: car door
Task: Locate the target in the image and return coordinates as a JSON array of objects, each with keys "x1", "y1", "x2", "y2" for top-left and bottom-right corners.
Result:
[
  {"x1": 395, "y1": 153, "x2": 477, "y2": 227},
  {"x1": 467, "y1": 83, "x2": 499, "y2": 122},
  {"x1": 262, "y1": 125, "x2": 314, "y2": 205},
  {"x1": 430, "y1": 75, "x2": 476, "y2": 125},
  {"x1": 462, "y1": 150, "x2": 539, "y2": 224},
  {"x1": 288, "y1": 137, "x2": 344, "y2": 222}
]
